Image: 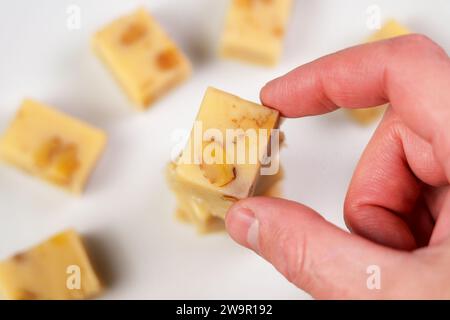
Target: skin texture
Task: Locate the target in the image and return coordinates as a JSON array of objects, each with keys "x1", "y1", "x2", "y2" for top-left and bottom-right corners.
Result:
[{"x1": 225, "y1": 34, "x2": 450, "y2": 299}]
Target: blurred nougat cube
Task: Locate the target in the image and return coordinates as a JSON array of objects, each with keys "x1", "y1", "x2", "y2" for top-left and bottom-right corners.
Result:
[
  {"x1": 220, "y1": 0, "x2": 293, "y2": 66},
  {"x1": 0, "y1": 230, "x2": 102, "y2": 300},
  {"x1": 93, "y1": 8, "x2": 191, "y2": 109},
  {"x1": 0, "y1": 99, "x2": 106, "y2": 193},
  {"x1": 348, "y1": 19, "x2": 410, "y2": 125}
]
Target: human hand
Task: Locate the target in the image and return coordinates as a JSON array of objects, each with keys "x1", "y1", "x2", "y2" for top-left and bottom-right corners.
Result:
[{"x1": 226, "y1": 34, "x2": 450, "y2": 299}]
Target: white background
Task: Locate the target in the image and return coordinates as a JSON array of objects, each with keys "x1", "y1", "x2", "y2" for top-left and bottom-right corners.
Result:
[{"x1": 0, "y1": 0, "x2": 449, "y2": 299}]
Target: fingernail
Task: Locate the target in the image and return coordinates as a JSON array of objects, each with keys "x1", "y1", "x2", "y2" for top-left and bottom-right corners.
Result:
[
  {"x1": 260, "y1": 78, "x2": 280, "y2": 106},
  {"x1": 261, "y1": 80, "x2": 274, "y2": 95},
  {"x1": 226, "y1": 207, "x2": 260, "y2": 252},
  {"x1": 264, "y1": 76, "x2": 280, "y2": 88}
]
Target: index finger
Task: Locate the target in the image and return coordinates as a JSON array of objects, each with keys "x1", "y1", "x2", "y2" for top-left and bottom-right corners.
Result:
[{"x1": 261, "y1": 34, "x2": 450, "y2": 179}]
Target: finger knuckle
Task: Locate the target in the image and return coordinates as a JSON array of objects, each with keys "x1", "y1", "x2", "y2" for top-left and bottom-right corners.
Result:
[{"x1": 269, "y1": 227, "x2": 315, "y2": 291}]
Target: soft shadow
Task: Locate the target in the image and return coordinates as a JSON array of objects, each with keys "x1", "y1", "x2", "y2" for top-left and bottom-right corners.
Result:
[
  {"x1": 153, "y1": 0, "x2": 229, "y2": 68},
  {"x1": 83, "y1": 229, "x2": 120, "y2": 290}
]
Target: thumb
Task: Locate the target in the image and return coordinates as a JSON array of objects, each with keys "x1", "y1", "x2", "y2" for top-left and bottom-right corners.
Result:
[{"x1": 225, "y1": 197, "x2": 419, "y2": 299}]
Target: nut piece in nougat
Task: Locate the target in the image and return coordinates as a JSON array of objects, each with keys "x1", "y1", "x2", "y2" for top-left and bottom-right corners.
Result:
[
  {"x1": 220, "y1": 0, "x2": 292, "y2": 66},
  {"x1": 0, "y1": 230, "x2": 102, "y2": 300},
  {"x1": 0, "y1": 99, "x2": 107, "y2": 193},
  {"x1": 93, "y1": 8, "x2": 191, "y2": 108},
  {"x1": 348, "y1": 19, "x2": 410, "y2": 125},
  {"x1": 167, "y1": 87, "x2": 281, "y2": 232}
]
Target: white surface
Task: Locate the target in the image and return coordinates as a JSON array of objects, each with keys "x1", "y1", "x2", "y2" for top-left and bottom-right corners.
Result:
[{"x1": 0, "y1": 0, "x2": 449, "y2": 299}]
